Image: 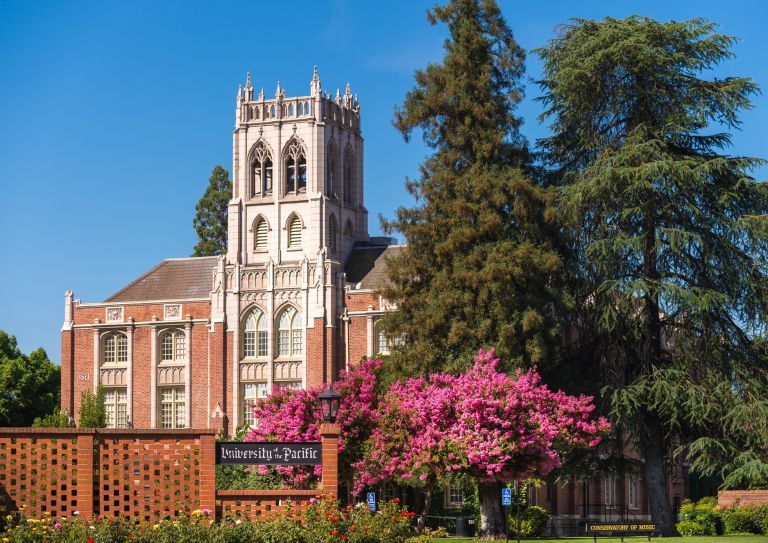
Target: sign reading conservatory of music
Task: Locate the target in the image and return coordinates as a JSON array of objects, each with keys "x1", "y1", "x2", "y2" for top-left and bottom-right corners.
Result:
[{"x1": 60, "y1": 67, "x2": 403, "y2": 434}]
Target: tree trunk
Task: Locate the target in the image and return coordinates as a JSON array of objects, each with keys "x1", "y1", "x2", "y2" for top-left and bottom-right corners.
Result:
[
  {"x1": 642, "y1": 411, "x2": 678, "y2": 536},
  {"x1": 479, "y1": 481, "x2": 507, "y2": 539}
]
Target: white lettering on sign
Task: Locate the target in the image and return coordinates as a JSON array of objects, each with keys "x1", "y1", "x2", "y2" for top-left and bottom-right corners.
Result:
[{"x1": 78, "y1": 373, "x2": 90, "y2": 381}]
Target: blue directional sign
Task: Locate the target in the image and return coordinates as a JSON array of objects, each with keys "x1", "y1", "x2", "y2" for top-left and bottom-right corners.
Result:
[
  {"x1": 502, "y1": 487, "x2": 512, "y2": 506},
  {"x1": 367, "y1": 492, "x2": 377, "y2": 511}
]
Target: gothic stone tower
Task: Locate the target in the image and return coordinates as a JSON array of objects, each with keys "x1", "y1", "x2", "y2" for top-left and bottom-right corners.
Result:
[{"x1": 219, "y1": 68, "x2": 368, "y2": 428}]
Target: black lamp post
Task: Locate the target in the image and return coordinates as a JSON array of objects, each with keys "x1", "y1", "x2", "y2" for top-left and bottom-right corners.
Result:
[{"x1": 318, "y1": 384, "x2": 342, "y2": 423}]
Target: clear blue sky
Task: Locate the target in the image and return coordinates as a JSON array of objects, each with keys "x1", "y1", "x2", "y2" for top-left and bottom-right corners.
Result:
[{"x1": 1, "y1": 0, "x2": 766, "y2": 361}]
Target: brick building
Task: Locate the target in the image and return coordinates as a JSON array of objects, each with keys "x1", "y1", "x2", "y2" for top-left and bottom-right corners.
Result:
[{"x1": 60, "y1": 68, "x2": 401, "y2": 433}]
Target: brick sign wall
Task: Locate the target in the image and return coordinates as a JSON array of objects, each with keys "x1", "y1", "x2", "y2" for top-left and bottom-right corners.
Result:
[{"x1": 0, "y1": 426, "x2": 339, "y2": 522}]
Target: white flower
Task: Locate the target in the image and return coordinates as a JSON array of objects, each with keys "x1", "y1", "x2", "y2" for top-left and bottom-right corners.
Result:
[
  {"x1": 73, "y1": 511, "x2": 80, "y2": 516},
  {"x1": 235, "y1": 519, "x2": 242, "y2": 525}
]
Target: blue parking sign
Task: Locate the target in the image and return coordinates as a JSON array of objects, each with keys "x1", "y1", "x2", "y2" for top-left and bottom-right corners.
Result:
[
  {"x1": 367, "y1": 492, "x2": 377, "y2": 511},
  {"x1": 502, "y1": 487, "x2": 512, "y2": 506}
]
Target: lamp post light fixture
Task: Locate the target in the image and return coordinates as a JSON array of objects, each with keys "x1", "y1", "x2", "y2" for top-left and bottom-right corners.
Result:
[{"x1": 318, "y1": 384, "x2": 342, "y2": 423}]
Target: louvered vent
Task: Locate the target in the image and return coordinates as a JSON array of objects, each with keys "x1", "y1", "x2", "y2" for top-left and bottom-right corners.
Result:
[
  {"x1": 254, "y1": 218, "x2": 268, "y2": 249},
  {"x1": 328, "y1": 217, "x2": 338, "y2": 251},
  {"x1": 288, "y1": 217, "x2": 302, "y2": 247}
]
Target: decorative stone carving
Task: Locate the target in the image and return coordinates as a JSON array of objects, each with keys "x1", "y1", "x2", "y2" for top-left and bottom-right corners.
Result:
[
  {"x1": 100, "y1": 367, "x2": 127, "y2": 386},
  {"x1": 105, "y1": 307, "x2": 124, "y2": 323},
  {"x1": 158, "y1": 365, "x2": 185, "y2": 385},
  {"x1": 274, "y1": 361, "x2": 302, "y2": 380},
  {"x1": 274, "y1": 267, "x2": 302, "y2": 288},
  {"x1": 274, "y1": 290, "x2": 300, "y2": 303},
  {"x1": 240, "y1": 362, "x2": 267, "y2": 381},
  {"x1": 379, "y1": 296, "x2": 398, "y2": 311},
  {"x1": 163, "y1": 304, "x2": 182, "y2": 320},
  {"x1": 241, "y1": 292, "x2": 267, "y2": 305},
  {"x1": 241, "y1": 270, "x2": 267, "y2": 290}
]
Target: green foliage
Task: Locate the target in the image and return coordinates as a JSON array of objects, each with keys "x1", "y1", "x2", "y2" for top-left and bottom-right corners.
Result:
[
  {"x1": 537, "y1": 14, "x2": 768, "y2": 531},
  {"x1": 0, "y1": 330, "x2": 60, "y2": 426},
  {"x1": 678, "y1": 498, "x2": 723, "y2": 535},
  {"x1": 676, "y1": 521, "x2": 705, "y2": 536},
  {"x1": 721, "y1": 506, "x2": 768, "y2": 535},
  {"x1": 381, "y1": 0, "x2": 568, "y2": 374},
  {"x1": 508, "y1": 505, "x2": 549, "y2": 538},
  {"x1": 78, "y1": 384, "x2": 106, "y2": 428},
  {"x1": 32, "y1": 406, "x2": 74, "y2": 428},
  {"x1": 215, "y1": 465, "x2": 284, "y2": 491},
  {"x1": 193, "y1": 164, "x2": 232, "y2": 256}
]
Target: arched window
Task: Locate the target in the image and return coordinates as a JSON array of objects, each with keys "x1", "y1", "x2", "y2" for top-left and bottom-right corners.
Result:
[
  {"x1": 250, "y1": 142, "x2": 273, "y2": 196},
  {"x1": 102, "y1": 332, "x2": 128, "y2": 364},
  {"x1": 304, "y1": 101, "x2": 310, "y2": 115},
  {"x1": 298, "y1": 102, "x2": 304, "y2": 116},
  {"x1": 288, "y1": 103, "x2": 294, "y2": 116},
  {"x1": 287, "y1": 215, "x2": 302, "y2": 248},
  {"x1": 243, "y1": 309, "x2": 268, "y2": 357},
  {"x1": 160, "y1": 330, "x2": 185, "y2": 362},
  {"x1": 270, "y1": 104, "x2": 276, "y2": 117},
  {"x1": 344, "y1": 219, "x2": 354, "y2": 238},
  {"x1": 328, "y1": 214, "x2": 338, "y2": 252},
  {"x1": 326, "y1": 139, "x2": 339, "y2": 197},
  {"x1": 254, "y1": 216, "x2": 268, "y2": 250},
  {"x1": 277, "y1": 306, "x2": 302, "y2": 356},
  {"x1": 284, "y1": 139, "x2": 307, "y2": 194},
  {"x1": 343, "y1": 144, "x2": 355, "y2": 204}
]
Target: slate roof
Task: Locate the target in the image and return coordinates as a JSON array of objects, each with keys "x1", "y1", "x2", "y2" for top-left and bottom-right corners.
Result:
[
  {"x1": 344, "y1": 245, "x2": 404, "y2": 290},
  {"x1": 104, "y1": 257, "x2": 218, "y2": 303}
]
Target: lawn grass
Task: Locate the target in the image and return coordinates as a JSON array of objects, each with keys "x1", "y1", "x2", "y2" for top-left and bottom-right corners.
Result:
[{"x1": 435, "y1": 537, "x2": 768, "y2": 543}]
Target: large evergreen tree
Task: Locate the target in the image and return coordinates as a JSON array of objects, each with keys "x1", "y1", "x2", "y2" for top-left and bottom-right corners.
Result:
[
  {"x1": 382, "y1": 0, "x2": 566, "y2": 376},
  {"x1": 537, "y1": 16, "x2": 768, "y2": 535},
  {"x1": 381, "y1": 0, "x2": 569, "y2": 536},
  {"x1": 192, "y1": 165, "x2": 232, "y2": 256}
]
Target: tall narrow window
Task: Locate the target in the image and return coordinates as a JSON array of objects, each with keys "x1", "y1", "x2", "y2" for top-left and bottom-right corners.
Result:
[
  {"x1": 160, "y1": 330, "x2": 185, "y2": 362},
  {"x1": 104, "y1": 388, "x2": 128, "y2": 428},
  {"x1": 629, "y1": 477, "x2": 639, "y2": 509},
  {"x1": 328, "y1": 214, "x2": 338, "y2": 252},
  {"x1": 160, "y1": 387, "x2": 185, "y2": 428},
  {"x1": 288, "y1": 215, "x2": 302, "y2": 248},
  {"x1": 242, "y1": 382, "x2": 268, "y2": 426},
  {"x1": 375, "y1": 321, "x2": 390, "y2": 354},
  {"x1": 243, "y1": 309, "x2": 268, "y2": 357},
  {"x1": 344, "y1": 219, "x2": 354, "y2": 238},
  {"x1": 343, "y1": 145, "x2": 355, "y2": 203},
  {"x1": 254, "y1": 217, "x2": 268, "y2": 250},
  {"x1": 327, "y1": 139, "x2": 339, "y2": 196},
  {"x1": 277, "y1": 306, "x2": 302, "y2": 356},
  {"x1": 284, "y1": 139, "x2": 307, "y2": 195},
  {"x1": 250, "y1": 142, "x2": 273, "y2": 196},
  {"x1": 604, "y1": 476, "x2": 615, "y2": 505},
  {"x1": 102, "y1": 333, "x2": 128, "y2": 364}
]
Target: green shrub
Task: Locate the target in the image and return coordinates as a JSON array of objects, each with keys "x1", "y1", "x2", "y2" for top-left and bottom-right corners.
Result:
[
  {"x1": 78, "y1": 384, "x2": 107, "y2": 428},
  {"x1": 676, "y1": 521, "x2": 705, "y2": 536},
  {"x1": 721, "y1": 505, "x2": 764, "y2": 534},
  {"x1": 677, "y1": 497, "x2": 722, "y2": 535},
  {"x1": 32, "y1": 406, "x2": 74, "y2": 428},
  {"x1": 508, "y1": 505, "x2": 549, "y2": 538}
]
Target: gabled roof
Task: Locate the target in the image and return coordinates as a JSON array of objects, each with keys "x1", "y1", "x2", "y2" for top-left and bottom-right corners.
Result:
[
  {"x1": 344, "y1": 245, "x2": 404, "y2": 290},
  {"x1": 104, "y1": 257, "x2": 218, "y2": 303}
]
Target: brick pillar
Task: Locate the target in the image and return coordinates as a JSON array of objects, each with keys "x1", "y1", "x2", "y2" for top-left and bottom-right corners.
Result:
[
  {"x1": 200, "y1": 434, "x2": 217, "y2": 515},
  {"x1": 76, "y1": 433, "x2": 95, "y2": 518},
  {"x1": 60, "y1": 330, "x2": 75, "y2": 414},
  {"x1": 320, "y1": 423, "x2": 340, "y2": 497}
]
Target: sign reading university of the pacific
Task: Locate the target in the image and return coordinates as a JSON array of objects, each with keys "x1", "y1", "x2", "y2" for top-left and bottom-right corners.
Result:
[
  {"x1": 216, "y1": 442, "x2": 322, "y2": 465},
  {"x1": 586, "y1": 523, "x2": 657, "y2": 532}
]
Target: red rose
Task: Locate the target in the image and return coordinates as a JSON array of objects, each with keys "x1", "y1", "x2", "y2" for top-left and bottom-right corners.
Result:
[
  {"x1": 391, "y1": 515, "x2": 397, "y2": 521},
  {"x1": 342, "y1": 536, "x2": 348, "y2": 541},
  {"x1": 88, "y1": 538, "x2": 95, "y2": 543},
  {"x1": 393, "y1": 498, "x2": 400, "y2": 504},
  {"x1": 331, "y1": 529, "x2": 339, "y2": 536}
]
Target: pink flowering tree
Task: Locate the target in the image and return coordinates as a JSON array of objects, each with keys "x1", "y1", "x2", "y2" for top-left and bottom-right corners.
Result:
[
  {"x1": 353, "y1": 350, "x2": 610, "y2": 537},
  {"x1": 245, "y1": 358, "x2": 383, "y2": 488}
]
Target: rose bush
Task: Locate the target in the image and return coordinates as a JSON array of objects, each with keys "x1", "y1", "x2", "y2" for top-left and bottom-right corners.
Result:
[{"x1": 3, "y1": 497, "x2": 416, "y2": 543}]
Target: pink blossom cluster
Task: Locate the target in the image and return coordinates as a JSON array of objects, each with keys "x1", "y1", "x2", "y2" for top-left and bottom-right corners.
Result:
[{"x1": 351, "y1": 349, "x2": 609, "y2": 494}]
